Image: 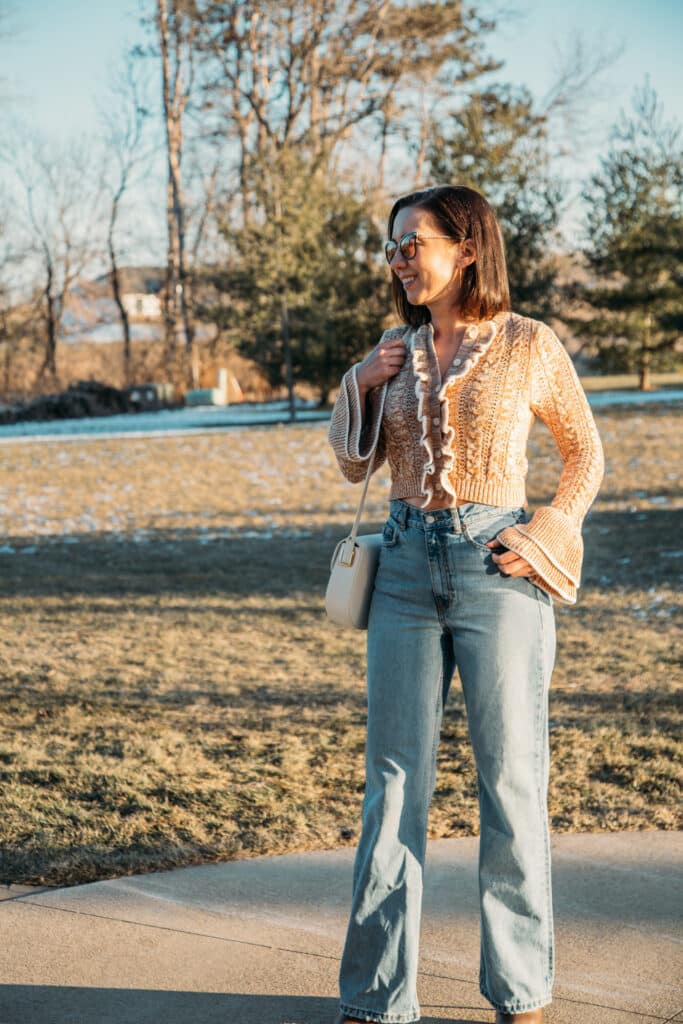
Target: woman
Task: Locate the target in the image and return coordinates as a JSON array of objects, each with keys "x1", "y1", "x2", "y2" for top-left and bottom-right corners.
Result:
[{"x1": 327, "y1": 185, "x2": 605, "y2": 1024}]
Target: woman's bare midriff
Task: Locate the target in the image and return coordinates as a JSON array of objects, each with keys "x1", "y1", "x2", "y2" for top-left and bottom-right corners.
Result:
[{"x1": 401, "y1": 494, "x2": 470, "y2": 511}]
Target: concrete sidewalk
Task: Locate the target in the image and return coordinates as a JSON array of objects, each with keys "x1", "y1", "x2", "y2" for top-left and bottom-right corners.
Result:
[{"x1": 1, "y1": 830, "x2": 681, "y2": 1024}]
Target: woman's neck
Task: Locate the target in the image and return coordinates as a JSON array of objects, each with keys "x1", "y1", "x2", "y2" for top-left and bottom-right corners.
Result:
[{"x1": 428, "y1": 304, "x2": 475, "y2": 346}]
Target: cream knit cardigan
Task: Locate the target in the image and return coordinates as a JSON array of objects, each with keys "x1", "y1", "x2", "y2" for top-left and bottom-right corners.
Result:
[{"x1": 327, "y1": 309, "x2": 605, "y2": 605}]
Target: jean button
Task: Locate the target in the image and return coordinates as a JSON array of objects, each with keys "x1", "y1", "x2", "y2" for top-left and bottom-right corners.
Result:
[{"x1": 425, "y1": 514, "x2": 435, "y2": 523}]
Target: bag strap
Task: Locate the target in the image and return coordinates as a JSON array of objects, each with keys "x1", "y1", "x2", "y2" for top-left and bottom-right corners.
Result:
[{"x1": 348, "y1": 379, "x2": 389, "y2": 543}]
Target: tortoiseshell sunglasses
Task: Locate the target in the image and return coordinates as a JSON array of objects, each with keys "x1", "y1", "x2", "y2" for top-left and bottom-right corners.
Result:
[{"x1": 384, "y1": 230, "x2": 454, "y2": 264}]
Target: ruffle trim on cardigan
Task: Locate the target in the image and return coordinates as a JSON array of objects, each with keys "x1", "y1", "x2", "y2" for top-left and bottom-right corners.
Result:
[
  {"x1": 410, "y1": 317, "x2": 501, "y2": 508},
  {"x1": 496, "y1": 504, "x2": 584, "y2": 606}
]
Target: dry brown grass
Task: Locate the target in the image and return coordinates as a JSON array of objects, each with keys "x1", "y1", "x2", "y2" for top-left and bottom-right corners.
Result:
[
  {"x1": 0, "y1": 402, "x2": 680, "y2": 886},
  {"x1": 0, "y1": 336, "x2": 317, "y2": 405}
]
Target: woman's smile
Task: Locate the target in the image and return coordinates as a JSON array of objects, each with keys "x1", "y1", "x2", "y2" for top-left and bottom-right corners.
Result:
[{"x1": 399, "y1": 273, "x2": 418, "y2": 289}]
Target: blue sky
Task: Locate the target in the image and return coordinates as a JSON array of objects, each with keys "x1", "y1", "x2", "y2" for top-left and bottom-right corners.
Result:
[{"x1": 1, "y1": 0, "x2": 681, "y2": 262}]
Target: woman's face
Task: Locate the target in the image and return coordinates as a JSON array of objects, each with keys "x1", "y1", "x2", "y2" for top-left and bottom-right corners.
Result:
[{"x1": 388, "y1": 204, "x2": 474, "y2": 310}]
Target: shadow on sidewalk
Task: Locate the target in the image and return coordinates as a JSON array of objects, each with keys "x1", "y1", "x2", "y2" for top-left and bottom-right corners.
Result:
[{"x1": 0, "y1": 986, "x2": 491, "y2": 1024}]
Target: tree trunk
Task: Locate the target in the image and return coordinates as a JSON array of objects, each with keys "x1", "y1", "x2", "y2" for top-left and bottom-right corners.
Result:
[
  {"x1": 163, "y1": 174, "x2": 178, "y2": 362},
  {"x1": 281, "y1": 293, "x2": 295, "y2": 422},
  {"x1": 112, "y1": 263, "x2": 132, "y2": 388},
  {"x1": 37, "y1": 261, "x2": 58, "y2": 384},
  {"x1": 158, "y1": 0, "x2": 197, "y2": 386},
  {"x1": 167, "y1": 123, "x2": 196, "y2": 385},
  {"x1": 639, "y1": 312, "x2": 654, "y2": 391},
  {"x1": 0, "y1": 314, "x2": 9, "y2": 397},
  {"x1": 108, "y1": 201, "x2": 133, "y2": 387}
]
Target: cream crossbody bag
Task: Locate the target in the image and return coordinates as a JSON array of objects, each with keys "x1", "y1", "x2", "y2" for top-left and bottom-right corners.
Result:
[{"x1": 325, "y1": 379, "x2": 389, "y2": 630}]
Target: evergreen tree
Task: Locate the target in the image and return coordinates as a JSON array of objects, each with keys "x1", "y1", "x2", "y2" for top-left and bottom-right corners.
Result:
[
  {"x1": 428, "y1": 82, "x2": 564, "y2": 321},
  {"x1": 192, "y1": 1, "x2": 617, "y2": 397},
  {"x1": 207, "y1": 150, "x2": 388, "y2": 411},
  {"x1": 569, "y1": 77, "x2": 683, "y2": 389},
  {"x1": 193, "y1": 0, "x2": 510, "y2": 403}
]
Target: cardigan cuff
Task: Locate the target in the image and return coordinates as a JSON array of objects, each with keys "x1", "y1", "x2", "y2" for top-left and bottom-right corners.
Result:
[
  {"x1": 496, "y1": 505, "x2": 584, "y2": 606},
  {"x1": 327, "y1": 363, "x2": 387, "y2": 483},
  {"x1": 344, "y1": 364, "x2": 384, "y2": 460}
]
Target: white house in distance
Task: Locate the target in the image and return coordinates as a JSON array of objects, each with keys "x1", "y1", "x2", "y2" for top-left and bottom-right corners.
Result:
[
  {"x1": 61, "y1": 267, "x2": 243, "y2": 404},
  {"x1": 62, "y1": 267, "x2": 166, "y2": 344},
  {"x1": 121, "y1": 291, "x2": 162, "y2": 321}
]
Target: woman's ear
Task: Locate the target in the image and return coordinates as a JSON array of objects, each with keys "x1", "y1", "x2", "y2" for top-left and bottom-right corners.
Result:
[{"x1": 461, "y1": 239, "x2": 477, "y2": 267}]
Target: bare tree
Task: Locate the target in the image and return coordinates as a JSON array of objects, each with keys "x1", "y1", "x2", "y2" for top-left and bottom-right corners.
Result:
[
  {"x1": 147, "y1": 0, "x2": 627, "y2": 405},
  {"x1": 100, "y1": 53, "x2": 153, "y2": 386},
  {"x1": 536, "y1": 31, "x2": 626, "y2": 162},
  {"x1": 156, "y1": 0, "x2": 198, "y2": 386},
  {"x1": 0, "y1": 197, "x2": 19, "y2": 396},
  {"x1": 194, "y1": 2, "x2": 623, "y2": 234},
  {"x1": 186, "y1": 138, "x2": 226, "y2": 269},
  {"x1": 2, "y1": 132, "x2": 104, "y2": 385},
  {"x1": 196, "y1": 0, "x2": 503, "y2": 204}
]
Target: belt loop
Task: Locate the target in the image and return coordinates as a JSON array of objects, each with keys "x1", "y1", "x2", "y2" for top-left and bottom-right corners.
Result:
[{"x1": 396, "y1": 502, "x2": 409, "y2": 530}]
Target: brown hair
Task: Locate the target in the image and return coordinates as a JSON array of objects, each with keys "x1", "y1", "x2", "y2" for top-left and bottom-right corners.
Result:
[{"x1": 387, "y1": 185, "x2": 511, "y2": 327}]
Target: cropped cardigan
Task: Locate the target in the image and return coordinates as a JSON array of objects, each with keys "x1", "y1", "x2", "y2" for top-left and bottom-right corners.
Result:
[{"x1": 327, "y1": 309, "x2": 605, "y2": 605}]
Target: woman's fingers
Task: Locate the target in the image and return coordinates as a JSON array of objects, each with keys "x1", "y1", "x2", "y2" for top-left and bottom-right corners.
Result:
[
  {"x1": 369, "y1": 343, "x2": 407, "y2": 383},
  {"x1": 484, "y1": 539, "x2": 533, "y2": 576},
  {"x1": 360, "y1": 341, "x2": 407, "y2": 388},
  {"x1": 375, "y1": 341, "x2": 406, "y2": 361},
  {"x1": 492, "y1": 550, "x2": 534, "y2": 576}
]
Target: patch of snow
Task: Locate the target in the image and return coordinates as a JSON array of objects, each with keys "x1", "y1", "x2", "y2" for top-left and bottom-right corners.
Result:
[
  {"x1": 0, "y1": 389, "x2": 679, "y2": 444},
  {"x1": 0, "y1": 399, "x2": 329, "y2": 442}
]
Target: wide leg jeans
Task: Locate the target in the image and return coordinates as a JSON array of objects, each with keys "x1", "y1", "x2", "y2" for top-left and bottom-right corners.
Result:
[{"x1": 338, "y1": 499, "x2": 557, "y2": 1022}]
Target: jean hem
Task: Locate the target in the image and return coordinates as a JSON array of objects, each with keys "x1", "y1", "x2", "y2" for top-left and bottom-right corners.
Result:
[
  {"x1": 479, "y1": 986, "x2": 553, "y2": 1013},
  {"x1": 339, "y1": 1002, "x2": 421, "y2": 1023}
]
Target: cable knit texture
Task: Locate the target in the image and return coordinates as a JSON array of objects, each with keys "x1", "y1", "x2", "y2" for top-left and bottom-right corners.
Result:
[{"x1": 327, "y1": 310, "x2": 605, "y2": 605}]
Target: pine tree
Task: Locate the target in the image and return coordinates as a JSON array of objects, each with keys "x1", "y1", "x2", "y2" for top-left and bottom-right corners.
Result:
[
  {"x1": 570, "y1": 77, "x2": 683, "y2": 389},
  {"x1": 208, "y1": 149, "x2": 387, "y2": 412},
  {"x1": 428, "y1": 83, "x2": 564, "y2": 321}
]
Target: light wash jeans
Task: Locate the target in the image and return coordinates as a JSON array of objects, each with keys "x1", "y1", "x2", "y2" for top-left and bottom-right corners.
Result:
[{"x1": 338, "y1": 499, "x2": 556, "y2": 1022}]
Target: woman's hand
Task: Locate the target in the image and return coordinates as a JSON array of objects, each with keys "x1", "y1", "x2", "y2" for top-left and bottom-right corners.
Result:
[
  {"x1": 356, "y1": 338, "x2": 407, "y2": 391},
  {"x1": 486, "y1": 538, "x2": 535, "y2": 578}
]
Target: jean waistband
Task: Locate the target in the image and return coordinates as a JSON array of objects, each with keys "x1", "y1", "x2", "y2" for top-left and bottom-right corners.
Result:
[{"x1": 389, "y1": 497, "x2": 524, "y2": 532}]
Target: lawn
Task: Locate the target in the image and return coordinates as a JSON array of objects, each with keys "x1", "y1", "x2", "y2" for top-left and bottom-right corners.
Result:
[{"x1": 0, "y1": 402, "x2": 680, "y2": 886}]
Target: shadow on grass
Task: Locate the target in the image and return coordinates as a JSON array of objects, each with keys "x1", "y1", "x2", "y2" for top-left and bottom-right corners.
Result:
[{"x1": 0, "y1": 509, "x2": 681, "y2": 600}]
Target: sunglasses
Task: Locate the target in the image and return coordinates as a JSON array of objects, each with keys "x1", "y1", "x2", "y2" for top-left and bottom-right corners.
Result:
[{"x1": 384, "y1": 230, "x2": 454, "y2": 264}]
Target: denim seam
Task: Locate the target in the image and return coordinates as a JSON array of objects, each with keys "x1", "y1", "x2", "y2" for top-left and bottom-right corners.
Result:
[
  {"x1": 339, "y1": 1002, "x2": 420, "y2": 1023},
  {"x1": 460, "y1": 519, "x2": 490, "y2": 550},
  {"x1": 423, "y1": 528, "x2": 448, "y2": 628},
  {"x1": 382, "y1": 520, "x2": 400, "y2": 548},
  {"x1": 425, "y1": 658, "x2": 444, "y2": 820},
  {"x1": 534, "y1": 586, "x2": 554, "y2": 988},
  {"x1": 478, "y1": 986, "x2": 553, "y2": 1014}
]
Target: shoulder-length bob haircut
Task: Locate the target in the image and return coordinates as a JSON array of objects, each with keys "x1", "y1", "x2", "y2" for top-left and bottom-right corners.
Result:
[{"x1": 388, "y1": 185, "x2": 510, "y2": 327}]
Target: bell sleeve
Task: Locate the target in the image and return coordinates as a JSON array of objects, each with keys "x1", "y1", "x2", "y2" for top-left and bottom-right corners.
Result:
[
  {"x1": 327, "y1": 359, "x2": 387, "y2": 483},
  {"x1": 496, "y1": 321, "x2": 605, "y2": 605}
]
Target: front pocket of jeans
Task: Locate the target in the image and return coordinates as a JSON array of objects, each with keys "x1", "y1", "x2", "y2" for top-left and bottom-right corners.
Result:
[
  {"x1": 463, "y1": 508, "x2": 526, "y2": 550},
  {"x1": 382, "y1": 518, "x2": 401, "y2": 547}
]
